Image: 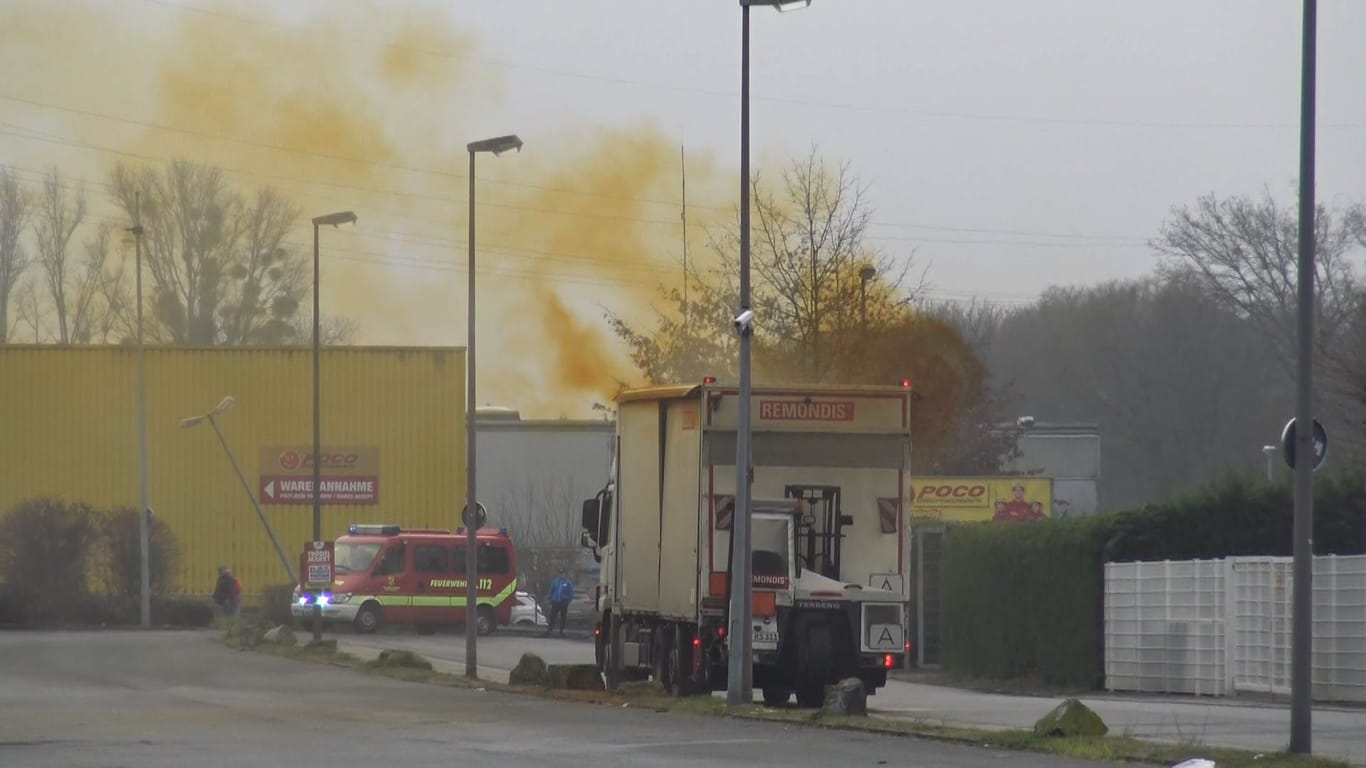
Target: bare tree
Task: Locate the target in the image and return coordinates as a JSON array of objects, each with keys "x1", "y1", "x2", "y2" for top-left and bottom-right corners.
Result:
[
  {"x1": 108, "y1": 159, "x2": 327, "y2": 346},
  {"x1": 1153, "y1": 191, "x2": 1362, "y2": 376},
  {"x1": 610, "y1": 146, "x2": 920, "y2": 384},
  {"x1": 490, "y1": 473, "x2": 584, "y2": 601},
  {"x1": 33, "y1": 168, "x2": 90, "y2": 344},
  {"x1": 988, "y1": 274, "x2": 1292, "y2": 509},
  {"x1": 0, "y1": 166, "x2": 30, "y2": 343}
]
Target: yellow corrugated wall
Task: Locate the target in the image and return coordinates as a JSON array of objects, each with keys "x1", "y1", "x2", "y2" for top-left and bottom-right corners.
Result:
[{"x1": 0, "y1": 345, "x2": 465, "y2": 601}]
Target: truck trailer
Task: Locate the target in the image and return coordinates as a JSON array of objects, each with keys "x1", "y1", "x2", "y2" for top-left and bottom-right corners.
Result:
[{"x1": 580, "y1": 380, "x2": 912, "y2": 706}]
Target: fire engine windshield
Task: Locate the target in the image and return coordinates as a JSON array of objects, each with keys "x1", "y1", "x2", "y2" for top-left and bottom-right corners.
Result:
[{"x1": 334, "y1": 543, "x2": 382, "y2": 574}]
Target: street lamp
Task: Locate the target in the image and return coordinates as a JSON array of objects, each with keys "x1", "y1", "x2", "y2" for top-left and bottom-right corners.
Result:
[
  {"x1": 180, "y1": 396, "x2": 296, "y2": 584},
  {"x1": 125, "y1": 191, "x2": 150, "y2": 628},
  {"x1": 859, "y1": 264, "x2": 877, "y2": 327},
  {"x1": 729, "y1": 0, "x2": 810, "y2": 708},
  {"x1": 465, "y1": 133, "x2": 523, "y2": 680},
  {"x1": 310, "y1": 210, "x2": 356, "y2": 643},
  {"x1": 1262, "y1": 445, "x2": 1277, "y2": 483}
]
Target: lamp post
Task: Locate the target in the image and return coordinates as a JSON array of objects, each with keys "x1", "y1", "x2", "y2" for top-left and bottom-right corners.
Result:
[
  {"x1": 859, "y1": 264, "x2": 876, "y2": 328},
  {"x1": 729, "y1": 0, "x2": 810, "y2": 708},
  {"x1": 180, "y1": 396, "x2": 296, "y2": 584},
  {"x1": 1290, "y1": 0, "x2": 1317, "y2": 754},
  {"x1": 310, "y1": 211, "x2": 357, "y2": 643},
  {"x1": 125, "y1": 192, "x2": 150, "y2": 628},
  {"x1": 465, "y1": 134, "x2": 523, "y2": 680},
  {"x1": 1263, "y1": 445, "x2": 1277, "y2": 483}
]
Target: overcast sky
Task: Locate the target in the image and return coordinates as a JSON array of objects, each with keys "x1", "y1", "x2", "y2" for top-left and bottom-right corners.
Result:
[
  {"x1": 3, "y1": 0, "x2": 1363, "y2": 414},
  {"x1": 467, "y1": 0, "x2": 1366, "y2": 301}
]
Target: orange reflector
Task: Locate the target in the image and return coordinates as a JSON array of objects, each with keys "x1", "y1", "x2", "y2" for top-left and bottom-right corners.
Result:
[
  {"x1": 752, "y1": 591, "x2": 777, "y2": 618},
  {"x1": 883, "y1": 654, "x2": 895, "y2": 670},
  {"x1": 709, "y1": 572, "x2": 728, "y2": 597}
]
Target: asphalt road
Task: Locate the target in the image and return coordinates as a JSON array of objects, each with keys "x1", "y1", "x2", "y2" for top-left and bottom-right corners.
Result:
[
  {"x1": 342, "y1": 629, "x2": 1366, "y2": 765},
  {"x1": 0, "y1": 630, "x2": 1109, "y2": 768}
]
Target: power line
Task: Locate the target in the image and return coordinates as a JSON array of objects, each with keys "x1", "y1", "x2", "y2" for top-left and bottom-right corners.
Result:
[
  {"x1": 1, "y1": 123, "x2": 1159, "y2": 253},
  {"x1": 135, "y1": 0, "x2": 1366, "y2": 132}
]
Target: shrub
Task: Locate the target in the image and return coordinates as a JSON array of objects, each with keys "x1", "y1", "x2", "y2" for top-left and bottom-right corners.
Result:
[
  {"x1": 941, "y1": 516, "x2": 1106, "y2": 688},
  {"x1": 940, "y1": 469, "x2": 1366, "y2": 689},
  {"x1": 0, "y1": 586, "x2": 29, "y2": 625},
  {"x1": 152, "y1": 597, "x2": 215, "y2": 627},
  {"x1": 0, "y1": 498, "x2": 100, "y2": 624},
  {"x1": 1102, "y1": 471, "x2": 1366, "y2": 562},
  {"x1": 96, "y1": 507, "x2": 182, "y2": 618},
  {"x1": 261, "y1": 583, "x2": 299, "y2": 628}
]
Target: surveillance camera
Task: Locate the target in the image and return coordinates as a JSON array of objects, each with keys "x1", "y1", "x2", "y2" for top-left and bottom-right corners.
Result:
[
  {"x1": 1016, "y1": 416, "x2": 1035, "y2": 428},
  {"x1": 733, "y1": 310, "x2": 755, "y2": 336}
]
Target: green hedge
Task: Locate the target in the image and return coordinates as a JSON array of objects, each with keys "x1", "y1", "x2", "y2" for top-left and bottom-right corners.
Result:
[
  {"x1": 941, "y1": 516, "x2": 1107, "y2": 687},
  {"x1": 940, "y1": 471, "x2": 1366, "y2": 688},
  {"x1": 1102, "y1": 473, "x2": 1366, "y2": 561}
]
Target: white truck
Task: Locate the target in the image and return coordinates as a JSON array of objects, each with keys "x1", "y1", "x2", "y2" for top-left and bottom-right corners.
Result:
[{"x1": 580, "y1": 380, "x2": 912, "y2": 706}]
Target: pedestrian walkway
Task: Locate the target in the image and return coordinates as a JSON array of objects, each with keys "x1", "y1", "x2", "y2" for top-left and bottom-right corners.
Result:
[{"x1": 869, "y1": 678, "x2": 1366, "y2": 766}]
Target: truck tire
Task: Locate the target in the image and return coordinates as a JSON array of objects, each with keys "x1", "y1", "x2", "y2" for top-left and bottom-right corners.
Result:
[
  {"x1": 794, "y1": 620, "x2": 833, "y2": 708},
  {"x1": 652, "y1": 624, "x2": 673, "y2": 691},
  {"x1": 602, "y1": 615, "x2": 620, "y2": 690},
  {"x1": 353, "y1": 603, "x2": 381, "y2": 634},
  {"x1": 762, "y1": 687, "x2": 790, "y2": 706}
]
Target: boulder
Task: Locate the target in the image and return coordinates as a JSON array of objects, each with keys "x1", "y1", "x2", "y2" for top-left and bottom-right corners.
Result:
[
  {"x1": 376, "y1": 649, "x2": 432, "y2": 670},
  {"x1": 547, "y1": 663, "x2": 605, "y2": 691},
  {"x1": 821, "y1": 677, "x2": 867, "y2": 717},
  {"x1": 509, "y1": 653, "x2": 550, "y2": 687},
  {"x1": 1033, "y1": 698, "x2": 1108, "y2": 738},
  {"x1": 263, "y1": 625, "x2": 297, "y2": 646}
]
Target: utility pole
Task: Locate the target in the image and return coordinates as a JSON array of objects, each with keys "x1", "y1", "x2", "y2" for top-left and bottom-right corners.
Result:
[
  {"x1": 1289, "y1": 0, "x2": 1317, "y2": 754},
  {"x1": 132, "y1": 191, "x2": 150, "y2": 628}
]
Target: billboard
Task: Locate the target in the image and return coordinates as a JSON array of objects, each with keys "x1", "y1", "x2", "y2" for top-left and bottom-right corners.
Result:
[
  {"x1": 258, "y1": 446, "x2": 380, "y2": 505},
  {"x1": 909, "y1": 477, "x2": 1053, "y2": 523}
]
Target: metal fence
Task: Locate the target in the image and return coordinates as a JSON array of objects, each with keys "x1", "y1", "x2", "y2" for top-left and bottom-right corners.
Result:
[{"x1": 1104, "y1": 555, "x2": 1366, "y2": 703}]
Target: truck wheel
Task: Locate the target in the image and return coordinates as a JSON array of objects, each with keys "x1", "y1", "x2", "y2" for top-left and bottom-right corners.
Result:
[
  {"x1": 601, "y1": 615, "x2": 620, "y2": 690},
  {"x1": 353, "y1": 603, "x2": 381, "y2": 634},
  {"x1": 652, "y1": 625, "x2": 673, "y2": 691},
  {"x1": 795, "y1": 621, "x2": 833, "y2": 708},
  {"x1": 762, "y1": 687, "x2": 790, "y2": 707}
]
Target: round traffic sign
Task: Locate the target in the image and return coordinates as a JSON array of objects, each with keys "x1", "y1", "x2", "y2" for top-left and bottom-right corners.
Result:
[
  {"x1": 462, "y1": 501, "x2": 488, "y2": 529},
  {"x1": 1280, "y1": 418, "x2": 1327, "y2": 471}
]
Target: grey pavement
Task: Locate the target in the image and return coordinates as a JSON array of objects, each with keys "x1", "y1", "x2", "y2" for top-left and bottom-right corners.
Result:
[
  {"x1": 869, "y1": 679, "x2": 1366, "y2": 766},
  {"x1": 0, "y1": 630, "x2": 1105, "y2": 768},
  {"x1": 345, "y1": 629, "x2": 1366, "y2": 765}
]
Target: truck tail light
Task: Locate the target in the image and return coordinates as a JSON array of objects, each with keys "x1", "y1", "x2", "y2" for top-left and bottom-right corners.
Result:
[{"x1": 883, "y1": 654, "x2": 895, "y2": 670}]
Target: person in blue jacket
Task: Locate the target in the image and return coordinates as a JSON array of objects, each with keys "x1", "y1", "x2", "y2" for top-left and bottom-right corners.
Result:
[{"x1": 545, "y1": 570, "x2": 574, "y2": 636}]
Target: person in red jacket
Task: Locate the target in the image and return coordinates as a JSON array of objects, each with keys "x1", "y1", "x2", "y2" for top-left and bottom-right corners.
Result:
[{"x1": 212, "y1": 565, "x2": 242, "y2": 617}]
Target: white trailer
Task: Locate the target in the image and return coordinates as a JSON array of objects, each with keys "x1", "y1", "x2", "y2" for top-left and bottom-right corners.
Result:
[{"x1": 580, "y1": 381, "x2": 912, "y2": 706}]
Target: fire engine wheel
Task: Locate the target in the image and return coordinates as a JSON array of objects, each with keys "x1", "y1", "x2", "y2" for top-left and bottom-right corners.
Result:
[
  {"x1": 475, "y1": 606, "x2": 495, "y2": 636},
  {"x1": 353, "y1": 603, "x2": 381, "y2": 634}
]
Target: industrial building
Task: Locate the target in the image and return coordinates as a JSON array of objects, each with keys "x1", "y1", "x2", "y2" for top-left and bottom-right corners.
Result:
[{"x1": 0, "y1": 345, "x2": 464, "y2": 600}]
